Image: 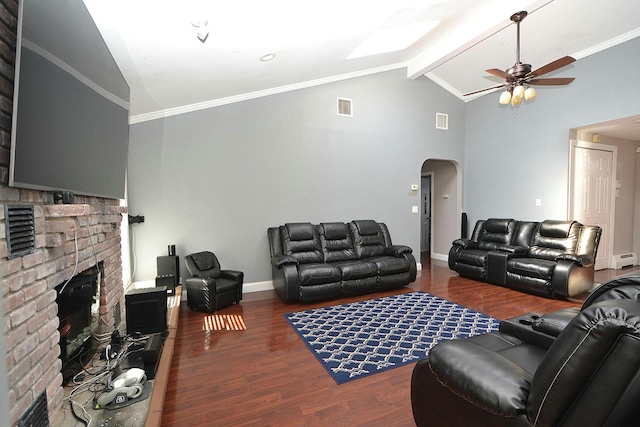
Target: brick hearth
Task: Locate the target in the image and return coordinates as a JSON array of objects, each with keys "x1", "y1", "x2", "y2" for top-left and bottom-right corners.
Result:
[
  {"x1": 0, "y1": 1, "x2": 128, "y2": 425},
  {"x1": 1, "y1": 194, "x2": 127, "y2": 425}
]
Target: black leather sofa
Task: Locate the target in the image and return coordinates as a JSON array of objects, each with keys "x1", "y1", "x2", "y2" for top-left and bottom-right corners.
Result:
[
  {"x1": 267, "y1": 220, "x2": 417, "y2": 303},
  {"x1": 411, "y1": 275, "x2": 640, "y2": 427},
  {"x1": 448, "y1": 218, "x2": 601, "y2": 298}
]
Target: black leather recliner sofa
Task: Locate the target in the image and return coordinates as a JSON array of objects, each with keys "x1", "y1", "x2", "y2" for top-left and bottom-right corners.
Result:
[
  {"x1": 267, "y1": 220, "x2": 417, "y2": 303},
  {"x1": 411, "y1": 275, "x2": 640, "y2": 427},
  {"x1": 448, "y1": 218, "x2": 601, "y2": 298}
]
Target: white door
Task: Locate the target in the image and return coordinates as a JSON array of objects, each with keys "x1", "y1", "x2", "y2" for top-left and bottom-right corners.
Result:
[{"x1": 571, "y1": 143, "x2": 615, "y2": 270}]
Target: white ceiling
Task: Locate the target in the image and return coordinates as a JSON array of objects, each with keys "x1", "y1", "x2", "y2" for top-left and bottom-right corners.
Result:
[{"x1": 82, "y1": 0, "x2": 640, "y2": 134}]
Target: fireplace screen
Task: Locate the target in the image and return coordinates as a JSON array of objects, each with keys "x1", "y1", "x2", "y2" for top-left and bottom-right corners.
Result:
[{"x1": 55, "y1": 265, "x2": 100, "y2": 379}]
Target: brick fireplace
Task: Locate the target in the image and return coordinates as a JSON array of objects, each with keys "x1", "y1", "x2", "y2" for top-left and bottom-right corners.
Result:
[
  {"x1": 0, "y1": 1, "x2": 128, "y2": 425},
  {"x1": 1, "y1": 194, "x2": 127, "y2": 425}
]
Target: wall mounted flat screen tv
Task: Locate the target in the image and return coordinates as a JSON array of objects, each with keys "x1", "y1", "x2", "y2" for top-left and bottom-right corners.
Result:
[{"x1": 10, "y1": 0, "x2": 130, "y2": 200}]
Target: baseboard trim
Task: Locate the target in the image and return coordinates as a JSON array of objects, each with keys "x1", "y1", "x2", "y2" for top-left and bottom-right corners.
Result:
[
  {"x1": 431, "y1": 253, "x2": 448, "y2": 262},
  {"x1": 244, "y1": 280, "x2": 274, "y2": 293}
]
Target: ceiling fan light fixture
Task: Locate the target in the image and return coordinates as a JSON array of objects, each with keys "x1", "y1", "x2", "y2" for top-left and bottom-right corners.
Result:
[
  {"x1": 511, "y1": 94, "x2": 523, "y2": 107},
  {"x1": 465, "y1": 10, "x2": 575, "y2": 108},
  {"x1": 524, "y1": 86, "x2": 537, "y2": 101},
  {"x1": 513, "y1": 85, "x2": 525, "y2": 99},
  {"x1": 499, "y1": 90, "x2": 512, "y2": 105}
]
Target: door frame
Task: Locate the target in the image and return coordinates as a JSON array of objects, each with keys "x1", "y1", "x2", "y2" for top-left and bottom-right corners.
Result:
[
  {"x1": 420, "y1": 172, "x2": 433, "y2": 255},
  {"x1": 568, "y1": 139, "x2": 617, "y2": 269}
]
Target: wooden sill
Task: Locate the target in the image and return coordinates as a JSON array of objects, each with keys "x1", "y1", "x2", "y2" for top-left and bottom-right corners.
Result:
[{"x1": 144, "y1": 286, "x2": 182, "y2": 427}]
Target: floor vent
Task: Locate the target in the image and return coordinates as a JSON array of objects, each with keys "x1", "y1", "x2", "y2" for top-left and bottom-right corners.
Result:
[
  {"x1": 19, "y1": 390, "x2": 49, "y2": 427},
  {"x1": 5, "y1": 204, "x2": 36, "y2": 259},
  {"x1": 436, "y1": 113, "x2": 448, "y2": 130},
  {"x1": 337, "y1": 97, "x2": 353, "y2": 116}
]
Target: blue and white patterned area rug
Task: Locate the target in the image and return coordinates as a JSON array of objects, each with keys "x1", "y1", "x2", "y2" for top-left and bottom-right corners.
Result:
[{"x1": 284, "y1": 291, "x2": 500, "y2": 384}]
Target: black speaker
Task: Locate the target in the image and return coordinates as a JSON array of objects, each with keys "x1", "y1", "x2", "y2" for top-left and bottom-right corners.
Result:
[
  {"x1": 125, "y1": 287, "x2": 167, "y2": 336},
  {"x1": 461, "y1": 212, "x2": 468, "y2": 239},
  {"x1": 156, "y1": 255, "x2": 179, "y2": 294}
]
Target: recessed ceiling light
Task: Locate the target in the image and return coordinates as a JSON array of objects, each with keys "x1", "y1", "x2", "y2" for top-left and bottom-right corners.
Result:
[{"x1": 260, "y1": 53, "x2": 276, "y2": 62}]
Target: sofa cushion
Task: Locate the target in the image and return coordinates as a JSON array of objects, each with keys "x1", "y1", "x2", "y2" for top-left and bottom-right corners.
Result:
[
  {"x1": 351, "y1": 220, "x2": 386, "y2": 258},
  {"x1": 457, "y1": 249, "x2": 489, "y2": 267},
  {"x1": 281, "y1": 223, "x2": 323, "y2": 263},
  {"x1": 368, "y1": 256, "x2": 411, "y2": 276},
  {"x1": 528, "y1": 221, "x2": 580, "y2": 261},
  {"x1": 476, "y1": 218, "x2": 516, "y2": 251},
  {"x1": 318, "y1": 222, "x2": 357, "y2": 262},
  {"x1": 507, "y1": 258, "x2": 556, "y2": 280},
  {"x1": 332, "y1": 260, "x2": 377, "y2": 280},
  {"x1": 297, "y1": 263, "x2": 341, "y2": 286},
  {"x1": 353, "y1": 219, "x2": 380, "y2": 236}
]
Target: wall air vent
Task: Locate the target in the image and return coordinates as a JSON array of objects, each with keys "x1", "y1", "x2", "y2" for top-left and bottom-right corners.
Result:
[
  {"x1": 436, "y1": 113, "x2": 448, "y2": 130},
  {"x1": 337, "y1": 97, "x2": 353, "y2": 117},
  {"x1": 5, "y1": 204, "x2": 36, "y2": 259},
  {"x1": 18, "y1": 390, "x2": 49, "y2": 427}
]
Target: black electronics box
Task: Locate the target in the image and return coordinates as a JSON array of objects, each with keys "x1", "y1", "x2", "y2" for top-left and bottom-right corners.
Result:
[{"x1": 125, "y1": 287, "x2": 168, "y2": 336}]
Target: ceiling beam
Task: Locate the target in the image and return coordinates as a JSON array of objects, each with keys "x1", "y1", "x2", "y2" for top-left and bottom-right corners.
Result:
[{"x1": 406, "y1": 0, "x2": 553, "y2": 80}]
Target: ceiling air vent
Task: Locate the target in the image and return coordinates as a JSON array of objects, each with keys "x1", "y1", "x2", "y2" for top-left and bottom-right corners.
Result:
[
  {"x1": 5, "y1": 204, "x2": 36, "y2": 259},
  {"x1": 436, "y1": 113, "x2": 448, "y2": 130},
  {"x1": 337, "y1": 97, "x2": 353, "y2": 117}
]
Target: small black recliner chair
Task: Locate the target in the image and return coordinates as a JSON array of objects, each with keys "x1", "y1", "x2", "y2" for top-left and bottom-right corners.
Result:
[{"x1": 184, "y1": 251, "x2": 243, "y2": 313}]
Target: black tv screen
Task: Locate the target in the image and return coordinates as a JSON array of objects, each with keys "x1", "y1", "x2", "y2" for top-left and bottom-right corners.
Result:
[{"x1": 10, "y1": 0, "x2": 130, "y2": 199}]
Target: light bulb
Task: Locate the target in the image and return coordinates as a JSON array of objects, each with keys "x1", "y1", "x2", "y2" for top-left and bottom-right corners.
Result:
[
  {"x1": 513, "y1": 85, "x2": 525, "y2": 98},
  {"x1": 511, "y1": 94, "x2": 523, "y2": 107},
  {"x1": 524, "y1": 86, "x2": 537, "y2": 101},
  {"x1": 499, "y1": 90, "x2": 512, "y2": 105}
]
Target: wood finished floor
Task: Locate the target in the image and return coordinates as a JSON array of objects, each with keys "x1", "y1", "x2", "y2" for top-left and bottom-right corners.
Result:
[{"x1": 160, "y1": 260, "x2": 640, "y2": 427}]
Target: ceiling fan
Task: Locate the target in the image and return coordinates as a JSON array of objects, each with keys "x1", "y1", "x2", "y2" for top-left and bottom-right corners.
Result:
[{"x1": 464, "y1": 11, "x2": 575, "y2": 105}]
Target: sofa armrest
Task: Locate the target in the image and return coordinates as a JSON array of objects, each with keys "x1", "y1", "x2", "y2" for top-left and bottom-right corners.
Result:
[
  {"x1": 494, "y1": 244, "x2": 528, "y2": 255},
  {"x1": 551, "y1": 259, "x2": 596, "y2": 298},
  {"x1": 532, "y1": 307, "x2": 580, "y2": 337},
  {"x1": 429, "y1": 340, "x2": 531, "y2": 416},
  {"x1": 385, "y1": 245, "x2": 413, "y2": 257},
  {"x1": 220, "y1": 269, "x2": 244, "y2": 283},
  {"x1": 452, "y1": 238, "x2": 476, "y2": 249},
  {"x1": 555, "y1": 253, "x2": 594, "y2": 267},
  {"x1": 271, "y1": 254, "x2": 299, "y2": 268},
  {"x1": 185, "y1": 276, "x2": 215, "y2": 290}
]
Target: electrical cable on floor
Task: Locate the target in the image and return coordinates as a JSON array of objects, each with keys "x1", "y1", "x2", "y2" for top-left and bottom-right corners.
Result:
[{"x1": 69, "y1": 399, "x2": 89, "y2": 426}]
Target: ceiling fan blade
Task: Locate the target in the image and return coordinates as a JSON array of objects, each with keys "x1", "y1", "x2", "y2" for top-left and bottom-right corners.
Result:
[
  {"x1": 527, "y1": 56, "x2": 575, "y2": 78},
  {"x1": 485, "y1": 68, "x2": 509, "y2": 79},
  {"x1": 528, "y1": 77, "x2": 575, "y2": 86},
  {"x1": 463, "y1": 83, "x2": 508, "y2": 97}
]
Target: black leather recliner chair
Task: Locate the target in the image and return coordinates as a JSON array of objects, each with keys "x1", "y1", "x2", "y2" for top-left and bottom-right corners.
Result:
[
  {"x1": 503, "y1": 220, "x2": 601, "y2": 298},
  {"x1": 410, "y1": 275, "x2": 640, "y2": 427},
  {"x1": 184, "y1": 251, "x2": 244, "y2": 313}
]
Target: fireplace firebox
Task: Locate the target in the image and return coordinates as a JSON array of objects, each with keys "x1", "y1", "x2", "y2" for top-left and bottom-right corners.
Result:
[{"x1": 55, "y1": 265, "x2": 101, "y2": 381}]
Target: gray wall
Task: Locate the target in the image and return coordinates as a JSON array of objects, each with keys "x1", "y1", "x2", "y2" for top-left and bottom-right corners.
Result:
[
  {"x1": 127, "y1": 69, "x2": 465, "y2": 284},
  {"x1": 600, "y1": 135, "x2": 639, "y2": 255},
  {"x1": 463, "y1": 37, "x2": 640, "y2": 227}
]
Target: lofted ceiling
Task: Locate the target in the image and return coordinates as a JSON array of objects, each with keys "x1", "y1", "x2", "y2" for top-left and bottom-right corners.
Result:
[{"x1": 81, "y1": 0, "x2": 640, "y2": 131}]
